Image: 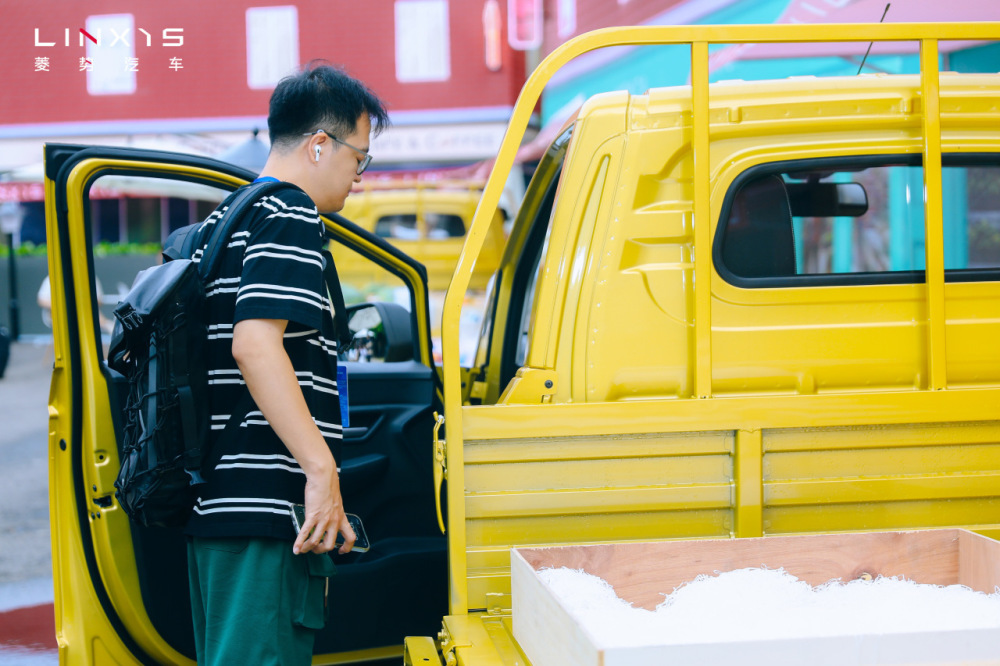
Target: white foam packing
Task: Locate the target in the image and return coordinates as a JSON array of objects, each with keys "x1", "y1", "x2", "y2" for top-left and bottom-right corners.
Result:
[{"x1": 535, "y1": 566, "x2": 1000, "y2": 648}]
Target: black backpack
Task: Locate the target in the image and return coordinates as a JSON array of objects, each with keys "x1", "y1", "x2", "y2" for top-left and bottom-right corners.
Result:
[{"x1": 109, "y1": 180, "x2": 298, "y2": 527}]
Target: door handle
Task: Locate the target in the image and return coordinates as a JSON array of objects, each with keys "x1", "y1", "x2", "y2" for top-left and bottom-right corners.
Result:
[
  {"x1": 343, "y1": 426, "x2": 370, "y2": 441},
  {"x1": 341, "y1": 414, "x2": 384, "y2": 444}
]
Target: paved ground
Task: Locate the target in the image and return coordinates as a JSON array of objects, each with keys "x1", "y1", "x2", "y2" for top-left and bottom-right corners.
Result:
[
  {"x1": 0, "y1": 340, "x2": 54, "y2": 584},
  {"x1": 0, "y1": 340, "x2": 58, "y2": 663}
]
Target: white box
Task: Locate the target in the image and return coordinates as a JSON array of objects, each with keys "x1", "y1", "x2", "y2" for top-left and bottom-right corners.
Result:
[{"x1": 511, "y1": 530, "x2": 1000, "y2": 666}]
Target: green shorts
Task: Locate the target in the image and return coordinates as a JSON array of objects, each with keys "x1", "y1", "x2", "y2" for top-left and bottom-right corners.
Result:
[{"x1": 187, "y1": 536, "x2": 336, "y2": 666}]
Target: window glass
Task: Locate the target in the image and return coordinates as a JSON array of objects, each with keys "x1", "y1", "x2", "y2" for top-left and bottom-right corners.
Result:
[
  {"x1": 166, "y1": 198, "x2": 192, "y2": 233},
  {"x1": 328, "y1": 238, "x2": 410, "y2": 308},
  {"x1": 92, "y1": 199, "x2": 121, "y2": 244},
  {"x1": 966, "y1": 166, "x2": 1000, "y2": 268},
  {"x1": 425, "y1": 212, "x2": 465, "y2": 238},
  {"x1": 717, "y1": 157, "x2": 1000, "y2": 283},
  {"x1": 375, "y1": 214, "x2": 419, "y2": 239},
  {"x1": 329, "y1": 238, "x2": 412, "y2": 363},
  {"x1": 80, "y1": 175, "x2": 228, "y2": 338},
  {"x1": 79, "y1": 173, "x2": 417, "y2": 351},
  {"x1": 125, "y1": 198, "x2": 162, "y2": 245},
  {"x1": 515, "y1": 236, "x2": 545, "y2": 367}
]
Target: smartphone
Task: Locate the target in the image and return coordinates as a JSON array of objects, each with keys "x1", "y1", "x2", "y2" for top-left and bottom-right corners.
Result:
[{"x1": 290, "y1": 504, "x2": 370, "y2": 553}]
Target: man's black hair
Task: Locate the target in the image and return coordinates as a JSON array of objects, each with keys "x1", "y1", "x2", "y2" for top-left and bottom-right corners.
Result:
[{"x1": 268, "y1": 61, "x2": 389, "y2": 149}]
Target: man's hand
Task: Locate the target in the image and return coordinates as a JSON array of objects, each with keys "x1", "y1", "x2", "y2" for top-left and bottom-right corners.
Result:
[
  {"x1": 232, "y1": 318, "x2": 354, "y2": 555},
  {"x1": 293, "y1": 474, "x2": 356, "y2": 555}
]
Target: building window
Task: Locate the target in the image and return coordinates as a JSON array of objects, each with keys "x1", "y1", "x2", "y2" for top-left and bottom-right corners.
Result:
[
  {"x1": 85, "y1": 14, "x2": 136, "y2": 96},
  {"x1": 558, "y1": 0, "x2": 577, "y2": 39},
  {"x1": 395, "y1": 0, "x2": 451, "y2": 83},
  {"x1": 125, "y1": 198, "x2": 161, "y2": 245},
  {"x1": 246, "y1": 6, "x2": 300, "y2": 90},
  {"x1": 92, "y1": 199, "x2": 121, "y2": 244}
]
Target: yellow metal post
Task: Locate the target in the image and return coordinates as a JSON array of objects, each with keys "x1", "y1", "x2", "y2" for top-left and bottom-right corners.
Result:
[
  {"x1": 691, "y1": 40, "x2": 712, "y2": 399},
  {"x1": 920, "y1": 39, "x2": 947, "y2": 391},
  {"x1": 734, "y1": 429, "x2": 763, "y2": 538}
]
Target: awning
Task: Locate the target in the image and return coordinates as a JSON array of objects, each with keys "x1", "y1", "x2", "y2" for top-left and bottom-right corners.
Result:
[{"x1": 218, "y1": 129, "x2": 270, "y2": 174}]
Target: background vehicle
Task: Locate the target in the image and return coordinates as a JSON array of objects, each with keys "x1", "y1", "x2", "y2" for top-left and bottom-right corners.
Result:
[{"x1": 337, "y1": 180, "x2": 506, "y2": 293}]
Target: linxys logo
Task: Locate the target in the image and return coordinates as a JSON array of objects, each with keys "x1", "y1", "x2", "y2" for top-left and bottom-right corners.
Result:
[{"x1": 34, "y1": 27, "x2": 183, "y2": 47}]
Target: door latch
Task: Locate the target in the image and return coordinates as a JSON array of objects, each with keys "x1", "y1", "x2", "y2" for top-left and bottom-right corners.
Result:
[{"x1": 432, "y1": 411, "x2": 447, "y2": 534}]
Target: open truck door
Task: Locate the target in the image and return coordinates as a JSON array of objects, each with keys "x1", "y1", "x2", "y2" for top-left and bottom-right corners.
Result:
[{"x1": 44, "y1": 144, "x2": 446, "y2": 664}]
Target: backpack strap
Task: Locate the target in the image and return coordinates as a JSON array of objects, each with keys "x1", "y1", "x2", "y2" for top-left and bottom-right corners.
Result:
[
  {"x1": 179, "y1": 180, "x2": 299, "y2": 483},
  {"x1": 198, "y1": 180, "x2": 303, "y2": 281},
  {"x1": 321, "y1": 248, "x2": 352, "y2": 351},
  {"x1": 161, "y1": 224, "x2": 200, "y2": 263}
]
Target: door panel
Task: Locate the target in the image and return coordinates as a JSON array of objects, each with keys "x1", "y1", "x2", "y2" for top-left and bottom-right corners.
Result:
[
  {"x1": 318, "y1": 359, "x2": 445, "y2": 653},
  {"x1": 46, "y1": 145, "x2": 441, "y2": 663}
]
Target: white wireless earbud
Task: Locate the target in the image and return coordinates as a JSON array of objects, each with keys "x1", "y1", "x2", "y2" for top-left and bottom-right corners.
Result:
[{"x1": 314, "y1": 146, "x2": 321, "y2": 162}]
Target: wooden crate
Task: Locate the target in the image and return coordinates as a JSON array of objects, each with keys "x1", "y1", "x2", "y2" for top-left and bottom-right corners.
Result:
[{"x1": 511, "y1": 530, "x2": 1000, "y2": 666}]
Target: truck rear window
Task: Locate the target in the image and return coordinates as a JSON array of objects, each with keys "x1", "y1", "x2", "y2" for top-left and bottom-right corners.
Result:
[
  {"x1": 375, "y1": 213, "x2": 465, "y2": 239},
  {"x1": 715, "y1": 155, "x2": 1000, "y2": 286}
]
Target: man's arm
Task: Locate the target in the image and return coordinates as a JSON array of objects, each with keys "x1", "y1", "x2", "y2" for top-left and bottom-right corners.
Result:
[{"x1": 231, "y1": 317, "x2": 355, "y2": 555}]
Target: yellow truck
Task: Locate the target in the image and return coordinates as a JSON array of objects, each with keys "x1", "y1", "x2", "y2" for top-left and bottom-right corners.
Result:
[
  {"x1": 335, "y1": 180, "x2": 507, "y2": 293},
  {"x1": 43, "y1": 21, "x2": 1000, "y2": 665}
]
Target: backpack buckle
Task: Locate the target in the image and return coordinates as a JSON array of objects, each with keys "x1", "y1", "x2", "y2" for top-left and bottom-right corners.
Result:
[{"x1": 114, "y1": 304, "x2": 143, "y2": 331}]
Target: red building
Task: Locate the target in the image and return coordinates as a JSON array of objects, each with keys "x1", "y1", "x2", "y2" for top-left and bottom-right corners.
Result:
[{"x1": 1, "y1": 1, "x2": 527, "y2": 174}]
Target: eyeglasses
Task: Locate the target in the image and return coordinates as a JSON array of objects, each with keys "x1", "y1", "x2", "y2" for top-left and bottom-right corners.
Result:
[{"x1": 303, "y1": 129, "x2": 372, "y2": 175}]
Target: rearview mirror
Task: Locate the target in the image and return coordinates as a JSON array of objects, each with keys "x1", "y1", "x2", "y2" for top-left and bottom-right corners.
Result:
[
  {"x1": 786, "y1": 182, "x2": 868, "y2": 217},
  {"x1": 345, "y1": 302, "x2": 414, "y2": 362}
]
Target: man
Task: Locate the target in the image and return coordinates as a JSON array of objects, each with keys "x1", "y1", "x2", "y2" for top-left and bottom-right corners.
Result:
[{"x1": 184, "y1": 63, "x2": 389, "y2": 665}]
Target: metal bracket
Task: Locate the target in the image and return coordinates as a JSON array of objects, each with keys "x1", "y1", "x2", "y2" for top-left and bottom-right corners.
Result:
[
  {"x1": 497, "y1": 367, "x2": 558, "y2": 404},
  {"x1": 438, "y1": 624, "x2": 458, "y2": 666}
]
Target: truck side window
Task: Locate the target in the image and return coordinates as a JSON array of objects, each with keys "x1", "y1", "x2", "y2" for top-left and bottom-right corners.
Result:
[
  {"x1": 425, "y1": 212, "x2": 465, "y2": 238},
  {"x1": 515, "y1": 226, "x2": 547, "y2": 367},
  {"x1": 715, "y1": 156, "x2": 1000, "y2": 285},
  {"x1": 375, "y1": 214, "x2": 419, "y2": 240}
]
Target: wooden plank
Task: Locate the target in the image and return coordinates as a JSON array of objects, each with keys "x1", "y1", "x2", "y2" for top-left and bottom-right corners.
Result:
[
  {"x1": 957, "y1": 529, "x2": 1000, "y2": 593},
  {"x1": 518, "y1": 531, "x2": 963, "y2": 610}
]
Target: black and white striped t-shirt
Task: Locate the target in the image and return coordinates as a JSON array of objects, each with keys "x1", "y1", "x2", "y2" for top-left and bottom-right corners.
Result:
[{"x1": 184, "y1": 184, "x2": 342, "y2": 541}]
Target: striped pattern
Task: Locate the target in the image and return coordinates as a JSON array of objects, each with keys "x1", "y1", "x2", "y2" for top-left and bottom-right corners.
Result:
[{"x1": 184, "y1": 186, "x2": 343, "y2": 542}]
